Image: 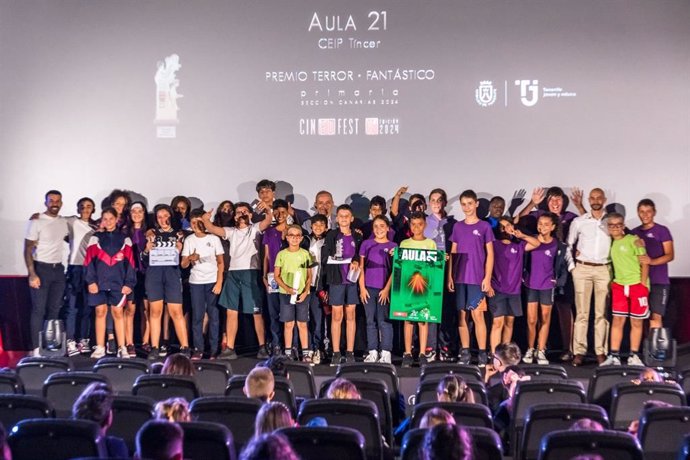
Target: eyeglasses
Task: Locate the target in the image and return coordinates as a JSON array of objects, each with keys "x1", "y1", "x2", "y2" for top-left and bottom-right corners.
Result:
[
  {"x1": 607, "y1": 223, "x2": 624, "y2": 228},
  {"x1": 286, "y1": 234, "x2": 302, "y2": 238}
]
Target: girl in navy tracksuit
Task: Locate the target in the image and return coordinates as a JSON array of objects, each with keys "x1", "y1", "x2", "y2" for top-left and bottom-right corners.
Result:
[{"x1": 85, "y1": 207, "x2": 136, "y2": 359}]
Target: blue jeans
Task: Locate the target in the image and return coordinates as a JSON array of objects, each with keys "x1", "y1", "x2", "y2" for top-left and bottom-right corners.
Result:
[
  {"x1": 363, "y1": 287, "x2": 393, "y2": 352},
  {"x1": 30, "y1": 262, "x2": 66, "y2": 349},
  {"x1": 64, "y1": 265, "x2": 91, "y2": 341},
  {"x1": 190, "y1": 283, "x2": 219, "y2": 353},
  {"x1": 308, "y1": 292, "x2": 325, "y2": 350}
]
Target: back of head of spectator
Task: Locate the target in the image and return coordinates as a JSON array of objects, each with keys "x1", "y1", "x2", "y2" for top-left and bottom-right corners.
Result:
[
  {"x1": 72, "y1": 382, "x2": 114, "y2": 435},
  {"x1": 240, "y1": 433, "x2": 299, "y2": 460},
  {"x1": 493, "y1": 342, "x2": 522, "y2": 370},
  {"x1": 134, "y1": 420, "x2": 183, "y2": 460},
  {"x1": 255, "y1": 402, "x2": 295, "y2": 437},
  {"x1": 420, "y1": 407, "x2": 455, "y2": 429},
  {"x1": 436, "y1": 374, "x2": 475, "y2": 404},
  {"x1": 639, "y1": 368, "x2": 663, "y2": 383},
  {"x1": 326, "y1": 378, "x2": 361, "y2": 400},
  {"x1": 570, "y1": 418, "x2": 605, "y2": 432},
  {"x1": 154, "y1": 397, "x2": 191, "y2": 423},
  {"x1": 161, "y1": 353, "x2": 195, "y2": 376},
  {"x1": 629, "y1": 399, "x2": 673, "y2": 436},
  {"x1": 422, "y1": 423, "x2": 472, "y2": 460},
  {"x1": 244, "y1": 367, "x2": 275, "y2": 402}
]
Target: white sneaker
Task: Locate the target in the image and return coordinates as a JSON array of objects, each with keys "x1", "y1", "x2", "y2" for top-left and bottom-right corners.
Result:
[
  {"x1": 117, "y1": 346, "x2": 130, "y2": 359},
  {"x1": 600, "y1": 354, "x2": 621, "y2": 366},
  {"x1": 536, "y1": 349, "x2": 549, "y2": 365},
  {"x1": 66, "y1": 340, "x2": 80, "y2": 357},
  {"x1": 627, "y1": 353, "x2": 644, "y2": 366},
  {"x1": 90, "y1": 346, "x2": 106, "y2": 359},
  {"x1": 311, "y1": 350, "x2": 321, "y2": 365},
  {"x1": 378, "y1": 350, "x2": 392, "y2": 364},
  {"x1": 31, "y1": 347, "x2": 41, "y2": 357},
  {"x1": 523, "y1": 348, "x2": 536, "y2": 364},
  {"x1": 364, "y1": 350, "x2": 379, "y2": 363}
]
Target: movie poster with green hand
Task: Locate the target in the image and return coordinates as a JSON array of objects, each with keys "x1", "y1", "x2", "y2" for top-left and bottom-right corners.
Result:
[{"x1": 390, "y1": 247, "x2": 445, "y2": 323}]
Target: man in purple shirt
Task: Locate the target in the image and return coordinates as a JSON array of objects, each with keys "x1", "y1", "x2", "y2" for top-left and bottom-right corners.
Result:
[
  {"x1": 448, "y1": 190, "x2": 495, "y2": 367},
  {"x1": 632, "y1": 198, "x2": 674, "y2": 330}
]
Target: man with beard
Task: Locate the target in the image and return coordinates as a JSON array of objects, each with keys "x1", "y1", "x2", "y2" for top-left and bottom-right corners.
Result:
[
  {"x1": 303, "y1": 190, "x2": 337, "y2": 231},
  {"x1": 567, "y1": 188, "x2": 612, "y2": 366},
  {"x1": 24, "y1": 190, "x2": 69, "y2": 356},
  {"x1": 202, "y1": 202, "x2": 272, "y2": 359}
]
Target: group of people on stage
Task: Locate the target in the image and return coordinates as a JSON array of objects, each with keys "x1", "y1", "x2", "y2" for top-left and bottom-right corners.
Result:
[{"x1": 24, "y1": 181, "x2": 673, "y2": 368}]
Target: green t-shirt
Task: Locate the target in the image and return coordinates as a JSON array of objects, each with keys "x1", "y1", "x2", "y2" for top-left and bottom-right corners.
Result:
[
  {"x1": 274, "y1": 248, "x2": 311, "y2": 294},
  {"x1": 611, "y1": 234, "x2": 646, "y2": 285},
  {"x1": 400, "y1": 238, "x2": 437, "y2": 250}
]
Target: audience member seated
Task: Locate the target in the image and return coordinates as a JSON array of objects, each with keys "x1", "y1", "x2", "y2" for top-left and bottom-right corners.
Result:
[
  {"x1": 255, "y1": 402, "x2": 295, "y2": 437},
  {"x1": 161, "y1": 353, "x2": 195, "y2": 376},
  {"x1": 627, "y1": 399, "x2": 672, "y2": 437},
  {"x1": 134, "y1": 420, "x2": 184, "y2": 460},
  {"x1": 244, "y1": 367, "x2": 275, "y2": 402},
  {"x1": 437, "y1": 374, "x2": 475, "y2": 404},
  {"x1": 240, "y1": 432, "x2": 299, "y2": 460},
  {"x1": 570, "y1": 418, "x2": 605, "y2": 432},
  {"x1": 420, "y1": 407, "x2": 456, "y2": 429},
  {"x1": 154, "y1": 397, "x2": 191, "y2": 423},
  {"x1": 486, "y1": 342, "x2": 522, "y2": 410},
  {"x1": 421, "y1": 423, "x2": 472, "y2": 460},
  {"x1": 326, "y1": 378, "x2": 361, "y2": 400},
  {"x1": 493, "y1": 365, "x2": 530, "y2": 446},
  {"x1": 72, "y1": 382, "x2": 128, "y2": 458}
]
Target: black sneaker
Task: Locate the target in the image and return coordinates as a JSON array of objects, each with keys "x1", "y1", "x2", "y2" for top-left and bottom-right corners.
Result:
[
  {"x1": 330, "y1": 352, "x2": 342, "y2": 367},
  {"x1": 419, "y1": 353, "x2": 428, "y2": 366},
  {"x1": 458, "y1": 348, "x2": 472, "y2": 365},
  {"x1": 257, "y1": 345, "x2": 270, "y2": 359},
  {"x1": 106, "y1": 337, "x2": 116, "y2": 355},
  {"x1": 159, "y1": 343, "x2": 168, "y2": 357},
  {"x1": 147, "y1": 347, "x2": 161, "y2": 361},
  {"x1": 345, "y1": 351, "x2": 355, "y2": 363},
  {"x1": 477, "y1": 350, "x2": 488, "y2": 368},
  {"x1": 402, "y1": 353, "x2": 413, "y2": 368},
  {"x1": 218, "y1": 348, "x2": 238, "y2": 360},
  {"x1": 272, "y1": 345, "x2": 282, "y2": 357},
  {"x1": 179, "y1": 347, "x2": 192, "y2": 358},
  {"x1": 191, "y1": 349, "x2": 203, "y2": 361}
]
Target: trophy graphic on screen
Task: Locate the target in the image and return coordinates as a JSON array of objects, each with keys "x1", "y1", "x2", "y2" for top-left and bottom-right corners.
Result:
[{"x1": 154, "y1": 54, "x2": 183, "y2": 124}]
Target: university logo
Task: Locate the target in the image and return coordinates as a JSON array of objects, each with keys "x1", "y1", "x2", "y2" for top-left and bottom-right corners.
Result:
[
  {"x1": 515, "y1": 79, "x2": 539, "y2": 107},
  {"x1": 475, "y1": 81, "x2": 497, "y2": 107}
]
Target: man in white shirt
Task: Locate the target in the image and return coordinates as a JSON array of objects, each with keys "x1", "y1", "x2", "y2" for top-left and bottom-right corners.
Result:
[
  {"x1": 567, "y1": 188, "x2": 611, "y2": 366},
  {"x1": 24, "y1": 190, "x2": 69, "y2": 356}
]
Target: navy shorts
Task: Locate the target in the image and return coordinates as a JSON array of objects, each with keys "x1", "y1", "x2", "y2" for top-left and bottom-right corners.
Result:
[
  {"x1": 279, "y1": 293, "x2": 309, "y2": 322},
  {"x1": 526, "y1": 288, "x2": 554, "y2": 306},
  {"x1": 88, "y1": 290, "x2": 132, "y2": 307},
  {"x1": 145, "y1": 266, "x2": 183, "y2": 304},
  {"x1": 329, "y1": 283, "x2": 359, "y2": 306},
  {"x1": 488, "y1": 293, "x2": 522, "y2": 317},
  {"x1": 455, "y1": 283, "x2": 485, "y2": 311},
  {"x1": 219, "y1": 270, "x2": 263, "y2": 314},
  {"x1": 649, "y1": 284, "x2": 670, "y2": 316}
]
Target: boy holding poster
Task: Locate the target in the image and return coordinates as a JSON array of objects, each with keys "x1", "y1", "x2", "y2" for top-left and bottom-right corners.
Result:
[
  {"x1": 359, "y1": 215, "x2": 397, "y2": 364},
  {"x1": 448, "y1": 190, "x2": 495, "y2": 367},
  {"x1": 274, "y1": 225, "x2": 313, "y2": 362},
  {"x1": 399, "y1": 212, "x2": 437, "y2": 367}
]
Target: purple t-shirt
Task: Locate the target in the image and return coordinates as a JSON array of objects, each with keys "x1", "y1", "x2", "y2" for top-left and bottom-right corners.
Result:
[
  {"x1": 492, "y1": 239, "x2": 526, "y2": 295},
  {"x1": 425, "y1": 214, "x2": 448, "y2": 251},
  {"x1": 336, "y1": 233, "x2": 357, "y2": 284},
  {"x1": 263, "y1": 227, "x2": 284, "y2": 272},
  {"x1": 449, "y1": 220, "x2": 495, "y2": 285},
  {"x1": 632, "y1": 223, "x2": 673, "y2": 285},
  {"x1": 526, "y1": 238, "x2": 557, "y2": 290},
  {"x1": 359, "y1": 239, "x2": 397, "y2": 289},
  {"x1": 531, "y1": 209, "x2": 577, "y2": 241}
]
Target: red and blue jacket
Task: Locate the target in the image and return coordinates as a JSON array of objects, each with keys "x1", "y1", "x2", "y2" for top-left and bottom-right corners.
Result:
[{"x1": 84, "y1": 230, "x2": 136, "y2": 291}]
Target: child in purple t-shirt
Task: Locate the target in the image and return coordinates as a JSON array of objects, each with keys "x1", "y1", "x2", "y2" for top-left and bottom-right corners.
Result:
[
  {"x1": 262, "y1": 200, "x2": 289, "y2": 355},
  {"x1": 523, "y1": 213, "x2": 560, "y2": 365},
  {"x1": 448, "y1": 190, "x2": 495, "y2": 367},
  {"x1": 632, "y1": 198, "x2": 674, "y2": 330},
  {"x1": 359, "y1": 215, "x2": 397, "y2": 364},
  {"x1": 488, "y1": 217, "x2": 540, "y2": 353}
]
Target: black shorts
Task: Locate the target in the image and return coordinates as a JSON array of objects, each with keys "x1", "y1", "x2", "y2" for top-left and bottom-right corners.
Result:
[
  {"x1": 526, "y1": 288, "x2": 554, "y2": 306},
  {"x1": 329, "y1": 283, "x2": 359, "y2": 306},
  {"x1": 279, "y1": 294, "x2": 309, "y2": 322},
  {"x1": 649, "y1": 284, "x2": 670, "y2": 316},
  {"x1": 145, "y1": 266, "x2": 183, "y2": 304},
  {"x1": 89, "y1": 290, "x2": 131, "y2": 307},
  {"x1": 488, "y1": 293, "x2": 522, "y2": 317}
]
